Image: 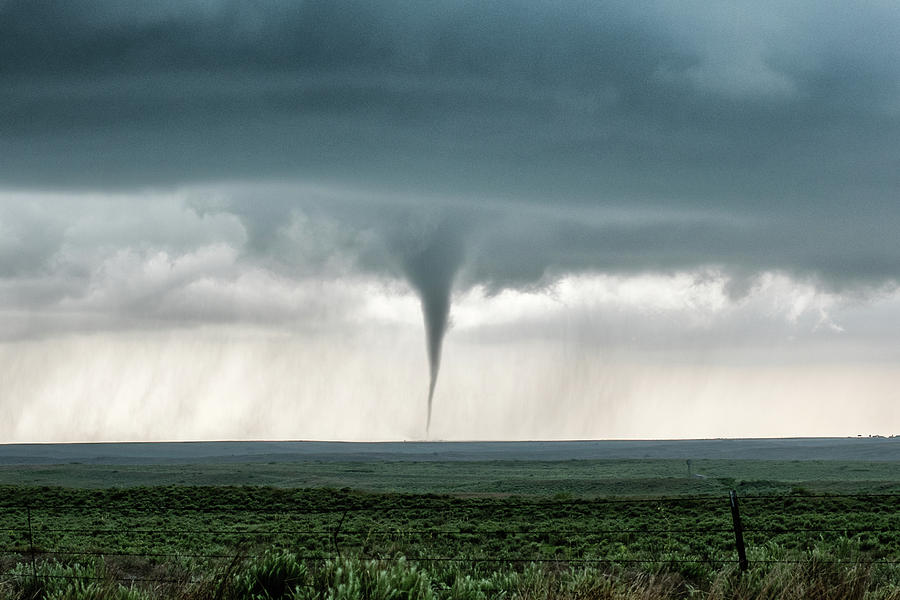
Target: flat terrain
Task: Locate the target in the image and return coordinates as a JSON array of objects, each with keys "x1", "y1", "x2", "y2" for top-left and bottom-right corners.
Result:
[
  {"x1": 3, "y1": 458, "x2": 900, "y2": 495},
  {"x1": 2, "y1": 438, "x2": 899, "y2": 494},
  {"x1": 2, "y1": 485, "x2": 899, "y2": 568},
  {"x1": 1, "y1": 439, "x2": 899, "y2": 598},
  {"x1": 2, "y1": 482, "x2": 900, "y2": 599},
  {"x1": 4, "y1": 438, "x2": 900, "y2": 465}
]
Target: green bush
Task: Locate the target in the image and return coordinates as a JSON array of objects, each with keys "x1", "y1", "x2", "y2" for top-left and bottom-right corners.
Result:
[
  {"x1": 4, "y1": 560, "x2": 150, "y2": 600},
  {"x1": 232, "y1": 550, "x2": 308, "y2": 599},
  {"x1": 294, "y1": 558, "x2": 433, "y2": 600}
]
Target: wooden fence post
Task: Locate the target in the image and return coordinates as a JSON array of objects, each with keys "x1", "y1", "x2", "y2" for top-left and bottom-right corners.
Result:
[
  {"x1": 332, "y1": 509, "x2": 348, "y2": 560},
  {"x1": 729, "y1": 490, "x2": 749, "y2": 572},
  {"x1": 27, "y1": 506, "x2": 37, "y2": 582}
]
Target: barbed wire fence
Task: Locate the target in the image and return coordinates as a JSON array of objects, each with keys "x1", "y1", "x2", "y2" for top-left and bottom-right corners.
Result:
[{"x1": 1, "y1": 491, "x2": 899, "y2": 586}]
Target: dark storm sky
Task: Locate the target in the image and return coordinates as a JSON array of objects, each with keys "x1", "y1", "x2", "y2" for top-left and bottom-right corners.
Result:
[
  {"x1": 2, "y1": 1, "x2": 900, "y2": 441},
  {"x1": 2, "y1": 0, "x2": 899, "y2": 288}
]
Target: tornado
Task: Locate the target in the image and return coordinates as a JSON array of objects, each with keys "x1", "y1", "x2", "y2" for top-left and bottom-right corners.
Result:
[{"x1": 401, "y1": 221, "x2": 464, "y2": 435}]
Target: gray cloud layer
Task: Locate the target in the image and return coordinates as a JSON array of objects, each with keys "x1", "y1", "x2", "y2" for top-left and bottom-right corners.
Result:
[
  {"x1": 2, "y1": 0, "x2": 900, "y2": 289},
  {"x1": 3, "y1": 1, "x2": 900, "y2": 439}
]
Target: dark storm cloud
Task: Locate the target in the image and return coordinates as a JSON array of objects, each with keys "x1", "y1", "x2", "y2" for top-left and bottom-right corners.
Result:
[
  {"x1": 2, "y1": 0, "x2": 900, "y2": 288},
  {"x1": 4, "y1": 1, "x2": 900, "y2": 441}
]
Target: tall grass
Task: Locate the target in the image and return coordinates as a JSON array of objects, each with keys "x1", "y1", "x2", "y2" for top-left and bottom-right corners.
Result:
[{"x1": 3, "y1": 546, "x2": 900, "y2": 600}]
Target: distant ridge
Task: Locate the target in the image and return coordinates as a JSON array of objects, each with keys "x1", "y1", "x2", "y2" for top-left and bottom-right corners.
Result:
[{"x1": 1, "y1": 438, "x2": 899, "y2": 465}]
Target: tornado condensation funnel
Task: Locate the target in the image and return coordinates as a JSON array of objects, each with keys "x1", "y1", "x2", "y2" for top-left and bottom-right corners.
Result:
[{"x1": 401, "y1": 219, "x2": 463, "y2": 436}]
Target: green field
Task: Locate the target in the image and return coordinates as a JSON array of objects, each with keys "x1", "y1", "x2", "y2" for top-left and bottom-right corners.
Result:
[
  {"x1": 1, "y1": 458, "x2": 899, "y2": 599},
  {"x1": 4, "y1": 458, "x2": 900, "y2": 495}
]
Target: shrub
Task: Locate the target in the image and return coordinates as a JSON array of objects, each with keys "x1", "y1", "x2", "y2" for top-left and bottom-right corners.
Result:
[
  {"x1": 232, "y1": 551, "x2": 308, "y2": 600},
  {"x1": 5, "y1": 560, "x2": 150, "y2": 600}
]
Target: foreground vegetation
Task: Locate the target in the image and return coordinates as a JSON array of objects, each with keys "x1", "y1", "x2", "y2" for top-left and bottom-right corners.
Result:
[
  {"x1": 1, "y1": 483, "x2": 899, "y2": 598},
  {"x1": 3, "y1": 549, "x2": 900, "y2": 600}
]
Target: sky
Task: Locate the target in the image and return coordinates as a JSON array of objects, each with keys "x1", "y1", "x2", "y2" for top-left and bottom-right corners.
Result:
[{"x1": 1, "y1": 0, "x2": 899, "y2": 441}]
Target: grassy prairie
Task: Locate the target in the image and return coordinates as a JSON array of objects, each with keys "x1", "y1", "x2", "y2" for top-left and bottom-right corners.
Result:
[
  {"x1": 1, "y1": 456, "x2": 899, "y2": 598},
  {"x1": 1, "y1": 482, "x2": 899, "y2": 598},
  {"x1": 3, "y1": 459, "x2": 900, "y2": 495},
  {"x1": 4, "y1": 553, "x2": 900, "y2": 600}
]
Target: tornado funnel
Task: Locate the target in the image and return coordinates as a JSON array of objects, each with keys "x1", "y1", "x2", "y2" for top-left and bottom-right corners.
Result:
[{"x1": 401, "y1": 221, "x2": 463, "y2": 434}]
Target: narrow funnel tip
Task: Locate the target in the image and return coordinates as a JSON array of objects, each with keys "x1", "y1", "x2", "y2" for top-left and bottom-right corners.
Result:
[{"x1": 426, "y1": 373, "x2": 437, "y2": 436}]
